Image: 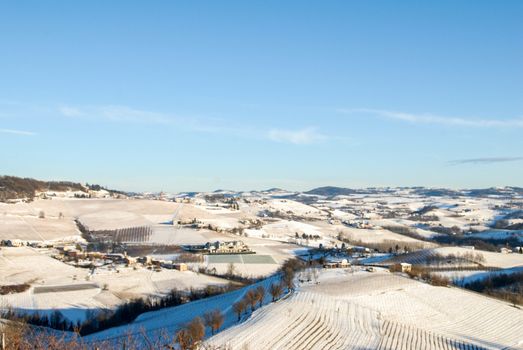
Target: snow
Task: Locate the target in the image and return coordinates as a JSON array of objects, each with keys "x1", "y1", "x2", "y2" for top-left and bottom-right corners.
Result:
[
  {"x1": 0, "y1": 247, "x2": 231, "y2": 323},
  {"x1": 83, "y1": 277, "x2": 279, "y2": 346},
  {"x1": 78, "y1": 211, "x2": 151, "y2": 231},
  {"x1": 269, "y1": 198, "x2": 324, "y2": 214},
  {"x1": 471, "y1": 229, "x2": 523, "y2": 242},
  {"x1": 208, "y1": 269, "x2": 523, "y2": 350},
  {"x1": 2, "y1": 190, "x2": 523, "y2": 346},
  {"x1": 433, "y1": 246, "x2": 523, "y2": 268},
  {"x1": 453, "y1": 266, "x2": 523, "y2": 285}
]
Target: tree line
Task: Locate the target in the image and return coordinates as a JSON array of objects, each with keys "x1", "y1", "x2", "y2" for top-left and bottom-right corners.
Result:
[{"x1": 0, "y1": 258, "x2": 306, "y2": 349}]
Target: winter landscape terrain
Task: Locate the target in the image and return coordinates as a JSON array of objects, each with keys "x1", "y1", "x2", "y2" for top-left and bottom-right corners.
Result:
[
  {"x1": 0, "y1": 177, "x2": 522, "y2": 349},
  {"x1": 2, "y1": 0, "x2": 522, "y2": 348}
]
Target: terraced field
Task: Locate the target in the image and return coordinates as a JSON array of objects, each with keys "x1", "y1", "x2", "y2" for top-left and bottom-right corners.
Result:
[
  {"x1": 208, "y1": 269, "x2": 523, "y2": 350},
  {"x1": 377, "y1": 320, "x2": 485, "y2": 350}
]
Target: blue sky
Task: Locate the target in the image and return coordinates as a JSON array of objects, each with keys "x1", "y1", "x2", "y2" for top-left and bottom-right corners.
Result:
[{"x1": 1, "y1": 1, "x2": 522, "y2": 192}]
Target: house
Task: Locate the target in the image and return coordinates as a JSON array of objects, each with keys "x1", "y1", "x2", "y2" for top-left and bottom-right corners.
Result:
[
  {"x1": 160, "y1": 261, "x2": 174, "y2": 269},
  {"x1": 400, "y1": 262, "x2": 412, "y2": 273},
  {"x1": 323, "y1": 262, "x2": 338, "y2": 269},
  {"x1": 338, "y1": 259, "x2": 350, "y2": 268},
  {"x1": 124, "y1": 256, "x2": 137, "y2": 265},
  {"x1": 174, "y1": 263, "x2": 188, "y2": 271},
  {"x1": 323, "y1": 259, "x2": 350, "y2": 269},
  {"x1": 137, "y1": 256, "x2": 153, "y2": 265},
  {"x1": 1, "y1": 239, "x2": 25, "y2": 247},
  {"x1": 206, "y1": 240, "x2": 252, "y2": 254}
]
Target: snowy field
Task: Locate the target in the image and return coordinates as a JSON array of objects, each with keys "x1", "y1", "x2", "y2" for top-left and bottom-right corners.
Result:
[
  {"x1": 381, "y1": 246, "x2": 523, "y2": 269},
  {"x1": 470, "y1": 229, "x2": 523, "y2": 243},
  {"x1": 83, "y1": 276, "x2": 279, "y2": 346},
  {"x1": 0, "y1": 212, "x2": 79, "y2": 241},
  {"x1": 208, "y1": 269, "x2": 523, "y2": 350},
  {"x1": 148, "y1": 225, "x2": 225, "y2": 245},
  {"x1": 0, "y1": 247, "x2": 230, "y2": 322},
  {"x1": 2, "y1": 189, "x2": 523, "y2": 347}
]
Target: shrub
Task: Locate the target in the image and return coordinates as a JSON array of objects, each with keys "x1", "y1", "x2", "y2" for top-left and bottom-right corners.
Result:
[{"x1": 0, "y1": 283, "x2": 30, "y2": 295}]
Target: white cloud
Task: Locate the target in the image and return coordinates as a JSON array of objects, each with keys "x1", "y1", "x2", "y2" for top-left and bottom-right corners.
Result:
[
  {"x1": 268, "y1": 127, "x2": 326, "y2": 144},
  {"x1": 0, "y1": 128, "x2": 36, "y2": 136},
  {"x1": 58, "y1": 104, "x2": 333, "y2": 145},
  {"x1": 339, "y1": 108, "x2": 523, "y2": 128}
]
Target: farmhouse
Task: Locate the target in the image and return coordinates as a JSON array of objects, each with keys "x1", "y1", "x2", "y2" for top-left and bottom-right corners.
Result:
[
  {"x1": 205, "y1": 240, "x2": 252, "y2": 254},
  {"x1": 400, "y1": 262, "x2": 412, "y2": 273},
  {"x1": 323, "y1": 259, "x2": 350, "y2": 269},
  {"x1": 124, "y1": 256, "x2": 137, "y2": 265},
  {"x1": 1, "y1": 239, "x2": 25, "y2": 247},
  {"x1": 137, "y1": 256, "x2": 153, "y2": 265},
  {"x1": 174, "y1": 263, "x2": 188, "y2": 271}
]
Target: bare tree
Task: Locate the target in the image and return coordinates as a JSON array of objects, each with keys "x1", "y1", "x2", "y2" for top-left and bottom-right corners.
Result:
[
  {"x1": 176, "y1": 329, "x2": 191, "y2": 350},
  {"x1": 203, "y1": 309, "x2": 224, "y2": 335},
  {"x1": 508, "y1": 293, "x2": 520, "y2": 308},
  {"x1": 244, "y1": 289, "x2": 258, "y2": 312},
  {"x1": 232, "y1": 300, "x2": 246, "y2": 321},
  {"x1": 176, "y1": 316, "x2": 205, "y2": 350},
  {"x1": 255, "y1": 285, "x2": 266, "y2": 307},
  {"x1": 282, "y1": 267, "x2": 295, "y2": 291},
  {"x1": 269, "y1": 282, "x2": 283, "y2": 302},
  {"x1": 226, "y1": 262, "x2": 236, "y2": 277}
]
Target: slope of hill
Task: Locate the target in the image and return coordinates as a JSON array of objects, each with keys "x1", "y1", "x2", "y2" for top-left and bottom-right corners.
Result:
[
  {"x1": 0, "y1": 176, "x2": 85, "y2": 201},
  {"x1": 0, "y1": 175, "x2": 125, "y2": 202},
  {"x1": 208, "y1": 269, "x2": 523, "y2": 350}
]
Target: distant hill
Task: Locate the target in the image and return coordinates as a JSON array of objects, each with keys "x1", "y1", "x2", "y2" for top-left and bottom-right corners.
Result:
[
  {"x1": 411, "y1": 188, "x2": 462, "y2": 197},
  {"x1": 265, "y1": 187, "x2": 285, "y2": 192},
  {"x1": 305, "y1": 186, "x2": 357, "y2": 197},
  {"x1": 466, "y1": 187, "x2": 523, "y2": 198},
  {"x1": 306, "y1": 186, "x2": 523, "y2": 198},
  {"x1": 0, "y1": 175, "x2": 125, "y2": 202}
]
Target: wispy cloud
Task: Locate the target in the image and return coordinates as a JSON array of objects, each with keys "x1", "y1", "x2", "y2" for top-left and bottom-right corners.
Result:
[
  {"x1": 58, "y1": 106, "x2": 84, "y2": 118},
  {"x1": 59, "y1": 105, "x2": 172, "y2": 124},
  {"x1": 58, "y1": 104, "x2": 231, "y2": 133},
  {"x1": 59, "y1": 104, "x2": 332, "y2": 145},
  {"x1": 0, "y1": 128, "x2": 36, "y2": 136},
  {"x1": 449, "y1": 157, "x2": 523, "y2": 165},
  {"x1": 268, "y1": 127, "x2": 326, "y2": 144},
  {"x1": 338, "y1": 108, "x2": 523, "y2": 128}
]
